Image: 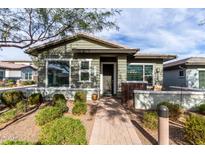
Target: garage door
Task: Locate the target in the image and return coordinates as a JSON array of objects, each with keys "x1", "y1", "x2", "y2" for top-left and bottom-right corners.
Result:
[{"x1": 199, "y1": 71, "x2": 205, "y2": 89}]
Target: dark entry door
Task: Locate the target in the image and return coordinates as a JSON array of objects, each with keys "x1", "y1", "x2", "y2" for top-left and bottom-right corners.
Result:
[{"x1": 103, "y1": 64, "x2": 114, "y2": 95}]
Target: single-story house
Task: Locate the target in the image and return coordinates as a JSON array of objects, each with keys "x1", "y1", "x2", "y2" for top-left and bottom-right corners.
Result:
[
  {"x1": 25, "y1": 33, "x2": 176, "y2": 99},
  {"x1": 1, "y1": 60, "x2": 33, "y2": 66},
  {"x1": 164, "y1": 57, "x2": 205, "y2": 89},
  {"x1": 0, "y1": 61, "x2": 37, "y2": 81}
]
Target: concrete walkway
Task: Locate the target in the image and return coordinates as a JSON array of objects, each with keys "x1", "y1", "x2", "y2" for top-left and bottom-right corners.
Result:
[{"x1": 89, "y1": 97, "x2": 142, "y2": 145}]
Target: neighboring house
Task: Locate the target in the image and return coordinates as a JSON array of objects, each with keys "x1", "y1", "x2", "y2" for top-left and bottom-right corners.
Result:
[
  {"x1": 1, "y1": 60, "x2": 33, "y2": 66},
  {"x1": 164, "y1": 57, "x2": 205, "y2": 89},
  {"x1": 25, "y1": 33, "x2": 175, "y2": 99},
  {"x1": 0, "y1": 61, "x2": 37, "y2": 81}
]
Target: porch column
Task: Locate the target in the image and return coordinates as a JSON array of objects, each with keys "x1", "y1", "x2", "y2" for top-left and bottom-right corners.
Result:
[{"x1": 117, "y1": 55, "x2": 127, "y2": 95}]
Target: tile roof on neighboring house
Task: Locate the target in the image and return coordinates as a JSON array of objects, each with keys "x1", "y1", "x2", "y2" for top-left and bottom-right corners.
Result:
[
  {"x1": 164, "y1": 57, "x2": 205, "y2": 68},
  {"x1": 0, "y1": 61, "x2": 36, "y2": 70},
  {"x1": 134, "y1": 53, "x2": 177, "y2": 62},
  {"x1": 25, "y1": 33, "x2": 139, "y2": 55},
  {"x1": 2, "y1": 60, "x2": 32, "y2": 63}
]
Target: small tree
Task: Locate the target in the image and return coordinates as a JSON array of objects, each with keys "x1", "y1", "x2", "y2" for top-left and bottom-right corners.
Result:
[{"x1": 0, "y1": 8, "x2": 120, "y2": 49}]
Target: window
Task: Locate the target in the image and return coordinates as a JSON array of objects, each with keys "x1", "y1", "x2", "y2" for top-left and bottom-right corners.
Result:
[
  {"x1": 179, "y1": 70, "x2": 184, "y2": 77},
  {"x1": 127, "y1": 64, "x2": 153, "y2": 85},
  {"x1": 25, "y1": 71, "x2": 32, "y2": 80},
  {"x1": 79, "y1": 60, "x2": 90, "y2": 82},
  {"x1": 0, "y1": 70, "x2": 5, "y2": 80},
  {"x1": 47, "y1": 61, "x2": 70, "y2": 87}
]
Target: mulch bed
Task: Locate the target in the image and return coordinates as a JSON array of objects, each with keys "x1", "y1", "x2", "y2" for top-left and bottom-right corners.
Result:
[
  {"x1": 126, "y1": 108, "x2": 190, "y2": 145},
  {"x1": 0, "y1": 100, "x2": 98, "y2": 144}
]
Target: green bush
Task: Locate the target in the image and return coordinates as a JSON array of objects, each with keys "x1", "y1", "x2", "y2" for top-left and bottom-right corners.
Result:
[
  {"x1": 74, "y1": 91, "x2": 87, "y2": 103},
  {"x1": 143, "y1": 111, "x2": 158, "y2": 130},
  {"x1": 0, "y1": 109, "x2": 17, "y2": 124},
  {"x1": 157, "y1": 101, "x2": 182, "y2": 120},
  {"x1": 197, "y1": 103, "x2": 205, "y2": 114},
  {"x1": 184, "y1": 114, "x2": 205, "y2": 145},
  {"x1": 54, "y1": 99, "x2": 68, "y2": 113},
  {"x1": 1, "y1": 90, "x2": 24, "y2": 108},
  {"x1": 52, "y1": 94, "x2": 66, "y2": 105},
  {"x1": 20, "y1": 80, "x2": 36, "y2": 85},
  {"x1": 28, "y1": 93, "x2": 43, "y2": 106},
  {"x1": 16, "y1": 100, "x2": 26, "y2": 113},
  {"x1": 35, "y1": 106, "x2": 63, "y2": 126},
  {"x1": 39, "y1": 117, "x2": 87, "y2": 145},
  {"x1": 1, "y1": 140, "x2": 32, "y2": 145},
  {"x1": 72, "y1": 102, "x2": 87, "y2": 115}
]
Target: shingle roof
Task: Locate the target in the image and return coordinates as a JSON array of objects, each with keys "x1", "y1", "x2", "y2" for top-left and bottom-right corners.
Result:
[
  {"x1": 0, "y1": 61, "x2": 35, "y2": 70},
  {"x1": 164, "y1": 57, "x2": 205, "y2": 68},
  {"x1": 25, "y1": 33, "x2": 139, "y2": 55}
]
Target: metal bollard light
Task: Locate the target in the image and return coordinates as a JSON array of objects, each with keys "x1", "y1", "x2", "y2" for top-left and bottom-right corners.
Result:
[{"x1": 158, "y1": 105, "x2": 169, "y2": 145}]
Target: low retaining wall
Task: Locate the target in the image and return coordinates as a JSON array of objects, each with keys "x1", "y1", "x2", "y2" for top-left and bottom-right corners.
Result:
[
  {"x1": 26, "y1": 87, "x2": 100, "y2": 101},
  {"x1": 133, "y1": 90, "x2": 205, "y2": 110},
  {"x1": 169, "y1": 86, "x2": 205, "y2": 92}
]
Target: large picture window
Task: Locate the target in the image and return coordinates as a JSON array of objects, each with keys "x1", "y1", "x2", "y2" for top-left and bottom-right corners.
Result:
[
  {"x1": 25, "y1": 71, "x2": 32, "y2": 80},
  {"x1": 47, "y1": 61, "x2": 70, "y2": 87},
  {"x1": 0, "y1": 70, "x2": 5, "y2": 80},
  {"x1": 127, "y1": 64, "x2": 153, "y2": 85},
  {"x1": 79, "y1": 60, "x2": 91, "y2": 82}
]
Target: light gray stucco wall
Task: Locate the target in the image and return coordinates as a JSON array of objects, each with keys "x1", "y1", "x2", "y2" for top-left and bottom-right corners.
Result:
[
  {"x1": 186, "y1": 68, "x2": 199, "y2": 88},
  {"x1": 163, "y1": 69, "x2": 186, "y2": 89},
  {"x1": 134, "y1": 90, "x2": 205, "y2": 110}
]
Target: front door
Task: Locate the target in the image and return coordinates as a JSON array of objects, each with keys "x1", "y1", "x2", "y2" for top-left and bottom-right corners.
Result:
[
  {"x1": 199, "y1": 70, "x2": 205, "y2": 89},
  {"x1": 103, "y1": 64, "x2": 114, "y2": 96}
]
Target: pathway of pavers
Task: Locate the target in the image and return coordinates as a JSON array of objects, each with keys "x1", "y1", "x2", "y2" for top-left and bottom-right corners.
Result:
[{"x1": 89, "y1": 97, "x2": 142, "y2": 145}]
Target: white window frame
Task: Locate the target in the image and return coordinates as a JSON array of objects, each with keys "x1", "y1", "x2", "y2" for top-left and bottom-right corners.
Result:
[
  {"x1": 45, "y1": 58, "x2": 72, "y2": 88},
  {"x1": 24, "y1": 71, "x2": 32, "y2": 80},
  {"x1": 127, "y1": 63, "x2": 155, "y2": 85},
  {"x1": 78, "y1": 59, "x2": 92, "y2": 82}
]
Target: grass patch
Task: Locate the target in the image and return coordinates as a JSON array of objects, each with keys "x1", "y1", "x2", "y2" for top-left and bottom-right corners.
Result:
[{"x1": 0, "y1": 109, "x2": 17, "y2": 124}]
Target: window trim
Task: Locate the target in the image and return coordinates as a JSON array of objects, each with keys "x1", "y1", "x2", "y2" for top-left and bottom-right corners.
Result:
[
  {"x1": 127, "y1": 63, "x2": 155, "y2": 85},
  {"x1": 45, "y1": 58, "x2": 72, "y2": 88},
  {"x1": 78, "y1": 59, "x2": 92, "y2": 82}
]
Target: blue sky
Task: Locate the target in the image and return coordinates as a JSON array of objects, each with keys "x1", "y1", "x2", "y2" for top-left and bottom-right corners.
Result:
[{"x1": 1, "y1": 8, "x2": 205, "y2": 61}]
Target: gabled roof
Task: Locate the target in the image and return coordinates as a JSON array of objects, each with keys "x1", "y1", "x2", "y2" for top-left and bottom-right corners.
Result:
[
  {"x1": 0, "y1": 61, "x2": 36, "y2": 70},
  {"x1": 164, "y1": 57, "x2": 205, "y2": 68},
  {"x1": 134, "y1": 53, "x2": 176, "y2": 62},
  {"x1": 26, "y1": 33, "x2": 139, "y2": 55}
]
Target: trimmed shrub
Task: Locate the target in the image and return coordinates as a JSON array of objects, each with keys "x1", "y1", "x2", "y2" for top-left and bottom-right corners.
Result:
[
  {"x1": 52, "y1": 94, "x2": 66, "y2": 105},
  {"x1": 39, "y1": 117, "x2": 87, "y2": 145},
  {"x1": 28, "y1": 93, "x2": 43, "y2": 106},
  {"x1": 74, "y1": 91, "x2": 87, "y2": 103},
  {"x1": 72, "y1": 102, "x2": 87, "y2": 115},
  {"x1": 16, "y1": 100, "x2": 27, "y2": 113},
  {"x1": 54, "y1": 99, "x2": 68, "y2": 113},
  {"x1": 157, "y1": 101, "x2": 182, "y2": 120},
  {"x1": 20, "y1": 80, "x2": 36, "y2": 85},
  {"x1": 1, "y1": 90, "x2": 24, "y2": 108},
  {"x1": 184, "y1": 114, "x2": 205, "y2": 145},
  {"x1": 0, "y1": 109, "x2": 17, "y2": 124},
  {"x1": 143, "y1": 111, "x2": 158, "y2": 130},
  {"x1": 35, "y1": 106, "x2": 63, "y2": 126},
  {"x1": 1, "y1": 140, "x2": 32, "y2": 145},
  {"x1": 197, "y1": 103, "x2": 205, "y2": 114}
]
